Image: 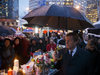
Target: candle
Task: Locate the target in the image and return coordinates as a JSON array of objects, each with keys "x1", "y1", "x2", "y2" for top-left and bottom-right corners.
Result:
[
  {"x1": 8, "y1": 68, "x2": 13, "y2": 75},
  {"x1": 14, "y1": 59, "x2": 19, "y2": 67},
  {"x1": 23, "y1": 70, "x2": 25, "y2": 75},
  {"x1": 13, "y1": 59, "x2": 19, "y2": 75}
]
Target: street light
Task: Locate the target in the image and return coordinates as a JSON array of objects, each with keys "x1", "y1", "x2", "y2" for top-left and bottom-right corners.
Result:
[
  {"x1": 75, "y1": 5, "x2": 80, "y2": 9},
  {"x1": 26, "y1": 7, "x2": 30, "y2": 11}
]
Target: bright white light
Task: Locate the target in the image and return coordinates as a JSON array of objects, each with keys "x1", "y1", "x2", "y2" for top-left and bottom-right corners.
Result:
[
  {"x1": 76, "y1": 6, "x2": 80, "y2": 9},
  {"x1": 26, "y1": 7, "x2": 29, "y2": 11},
  {"x1": 35, "y1": 27, "x2": 38, "y2": 33}
]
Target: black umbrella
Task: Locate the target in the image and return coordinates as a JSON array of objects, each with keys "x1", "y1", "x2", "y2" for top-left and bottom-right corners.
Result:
[
  {"x1": 88, "y1": 24, "x2": 100, "y2": 35},
  {"x1": 0, "y1": 26, "x2": 15, "y2": 36},
  {"x1": 23, "y1": 4, "x2": 94, "y2": 30},
  {"x1": 24, "y1": 24, "x2": 43, "y2": 28}
]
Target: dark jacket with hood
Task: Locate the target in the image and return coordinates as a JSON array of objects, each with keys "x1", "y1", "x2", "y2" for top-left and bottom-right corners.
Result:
[
  {"x1": 27, "y1": 38, "x2": 40, "y2": 54},
  {"x1": 39, "y1": 38, "x2": 46, "y2": 52}
]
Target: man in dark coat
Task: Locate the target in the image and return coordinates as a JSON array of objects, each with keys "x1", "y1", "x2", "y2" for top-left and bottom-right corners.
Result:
[
  {"x1": 53, "y1": 32, "x2": 94, "y2": 75},
  {"x1": 78, "y1": 33, "x2": 88, "y2": 49}
]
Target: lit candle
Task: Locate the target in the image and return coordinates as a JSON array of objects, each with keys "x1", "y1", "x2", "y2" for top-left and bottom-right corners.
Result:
[
  {"x1": 14, "y1": 59, "x2": 19, "y2": 67},
  {"x1": 23, "y1": 70, "x2": 25, "y2": 75},
  {"x1": 13, "y1": 59, "x2": 19, "y2": 75},
  {"x1": 8, "y1": 68, "x2": 13, "y2": 75}
]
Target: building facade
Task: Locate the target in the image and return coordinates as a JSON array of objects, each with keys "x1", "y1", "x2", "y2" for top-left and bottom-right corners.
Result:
[
  {"x1": 86, "y1": 0, "x2": 98, "y2": 23},
  {"x1": 73, "y1": 0, "x2": 87, "y2": 15},
  {"x1": 29, "y1": 0, "x2": 87, "y2": 14},
  {"x1": 0, "y1": 0, "x2": 19, "y2": 27},
  {"x1": 0, "y1": 0, "x2": 19, "y2": 20}
]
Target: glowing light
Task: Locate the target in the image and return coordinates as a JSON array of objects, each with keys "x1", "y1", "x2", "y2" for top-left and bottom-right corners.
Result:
[
  {"x1": 35, "y1": 27, "x2": 38, "y2": 33},
  {"x1": 26, "y1": 7, "x2": 29, "y2": 11},
  {"x1": 76, "y1": 6, "x2": 80, "y2": 9}
]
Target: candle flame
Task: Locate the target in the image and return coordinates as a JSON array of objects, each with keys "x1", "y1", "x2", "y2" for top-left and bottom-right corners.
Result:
[
  {"x1": 9, "y1": 68, "x2": 12, "y2": 71},
  {"x1": 23, "y1": 70, "x2": 25, "y2": 73},
  {"x1": 14, "y1": 59, "x2": 18, "y2": 61}
]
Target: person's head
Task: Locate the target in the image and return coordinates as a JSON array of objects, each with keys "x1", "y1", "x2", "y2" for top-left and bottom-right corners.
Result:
[
  {"x1": 14, "y1": 37, "x2": 21, "y2": 45},
  {"x1": 45, "y1": 36, "x2": 49, "y2": 42},
  {"x1": 53, "y1": 32, "x2": 56, "y2": 37},
  {"x1": 51, "y1": 33, "x2": 54, "y2": 37},
  {"x1": 60, "y1": 32, "x2": 63, "y2": 38},
  {"x1": 83, "y1": 33, "x2": 88, "y2": 41},
  {"x1": 50, "y1": 38, "x2": 54, "y2": 44},
  {"x1": 66, "y1": 32, "x2": 79, "y2": 50},
  {"x1": 31, "y1": 38, "x2": 39, "y2": 45},
  {"x1": 62, "y1": 35, "x2": 66, "y2": 40},
  {"x1": 4, "y1": 38, "x2": 11, "y2": 47},
  {"x1": 39, "y1": 38, "x2": 43, "y2": 44},
  {"x1": 86, "y1": 39, "x2": 97, "y2": 51},
  {"x1": 32, "y1": 40, "x2": 36, "y2": 45}
]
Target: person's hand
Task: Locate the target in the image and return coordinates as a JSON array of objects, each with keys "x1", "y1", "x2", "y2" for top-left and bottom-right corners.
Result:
[{"x1": 53, "y1": 51, "x2": 59, "y2": 62}]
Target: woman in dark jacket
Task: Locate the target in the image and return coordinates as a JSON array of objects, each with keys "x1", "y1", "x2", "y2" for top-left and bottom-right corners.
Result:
[
  {"x1": 27, "y1": 37, "x2": 40, "y2": 55},
  {"x1": 85, "y1": 39, "x2": 100, "y2": 75},
  {"x1": 13, "y1": 37, "x2": 23, "y2": 65},
  {"x1": 45, "y1": 36, "x2": 49, "y2": 45},
  {"x1": 1, "y1": 38, "x2": 15, "y2": 69},
  {"x1": 39, "y1": 38, "x2": 46, "y2": 52}
]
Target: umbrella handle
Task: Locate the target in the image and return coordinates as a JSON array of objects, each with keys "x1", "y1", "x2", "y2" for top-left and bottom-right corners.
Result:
[{"x1": 55, "y1": 48, "x2": 63, "y2": 61}]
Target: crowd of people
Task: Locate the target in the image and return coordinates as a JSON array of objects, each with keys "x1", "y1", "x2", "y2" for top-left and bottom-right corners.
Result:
[
  {"x1": 0, "y1": 32, "x2": 66, "y2": 70},
  {"x1": 0, "y1": 31, "x2": 100, "y2": 75}
]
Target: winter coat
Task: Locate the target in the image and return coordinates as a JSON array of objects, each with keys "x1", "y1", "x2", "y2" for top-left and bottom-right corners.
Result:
[
  {"x1": 1, "y1": 46, "x2": 15, "y2": 63},
  {"x1": 46, "y1": 43, "x2": 56, "y2": 52},
  {"x1": 86, "y1": 49, "x2": 100, "y2": 75},
  {"x1": 21, "y1": 38, "x2": 30, "y2": 56},
  {"x1": 78, "y1": 40, "x2": 87, "y2": 49},
  {"x1": 27, "y1": 37, "x2": 40, "y2": 54},
  {"x1": 39, "y1": 38, "x2": 46, "y2": 52},
  {"x1": 14, "y1": 43, "x2": 23, "y2": 59},
  {"x1": 1, "y1": 46, "x2": 15, "y2": 69}
]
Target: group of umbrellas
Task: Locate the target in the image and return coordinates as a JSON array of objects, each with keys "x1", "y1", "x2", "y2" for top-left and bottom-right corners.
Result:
[{"x1": 0, "y1": 4, "x2": 98, "y2": 36}]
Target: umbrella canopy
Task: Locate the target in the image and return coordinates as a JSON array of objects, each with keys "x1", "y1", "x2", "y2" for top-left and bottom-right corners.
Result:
[
  {"x1": 88, "y1": 23, "x2": 100, "y2": 35},
  {"x1": 0, "y1": 26, "x2": 15, "y2": 36},
  {"x1": 24, "y1": 24, "x2": 42, "y2": 28},
  {"x1": 23, "y1": 4, "x2": 94, "y2": 30},
  {"x1": 23, "y1": 29, "x2": 34, "y2": 33}
]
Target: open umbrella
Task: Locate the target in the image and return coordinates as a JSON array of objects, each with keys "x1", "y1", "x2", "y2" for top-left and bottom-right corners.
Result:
[
  {"x1": 23, "y1": 4, "x2": 94, "y2": 30},
  {"x1": 88, "y1": 24, "x2": 100, "y2": 35},
  {"x1": 0, "y1": 26, "x2": 15, "y2": 36},
  {"x1": 23, "y1": 29, "x2": 34, "y2": 33}
]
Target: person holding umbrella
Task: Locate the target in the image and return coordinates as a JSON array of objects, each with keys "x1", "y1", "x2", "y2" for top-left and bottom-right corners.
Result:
[{"x1": 53, "y1": 32, "x2": 94, "y2": 75}]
